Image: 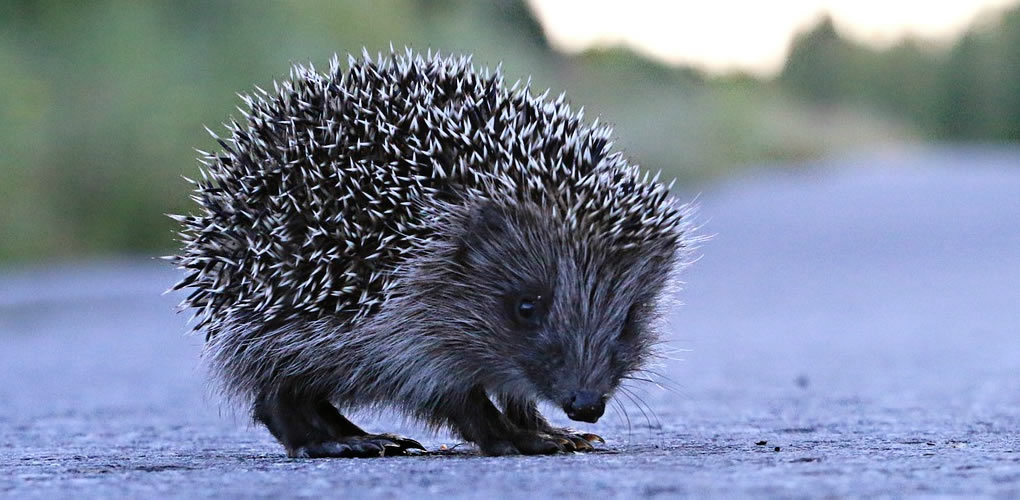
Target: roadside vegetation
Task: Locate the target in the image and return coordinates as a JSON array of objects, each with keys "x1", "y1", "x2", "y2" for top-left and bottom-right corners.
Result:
[{"x1": 1, "y1": 1, "x2": 1017, "y2": 262}]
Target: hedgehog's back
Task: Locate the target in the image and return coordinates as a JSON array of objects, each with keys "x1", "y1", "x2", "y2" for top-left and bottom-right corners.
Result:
[
  {"x1": 173, "y1": 51, "x2": 513, "y2": 333},
  {"x1": 172, "y1": 49, "x2": 683, "y2": 338}
]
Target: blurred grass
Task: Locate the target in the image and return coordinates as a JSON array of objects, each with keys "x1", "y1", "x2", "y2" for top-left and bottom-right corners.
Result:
[{"x1": 0, "y1": 0, "x2": 937, "y2": 262}]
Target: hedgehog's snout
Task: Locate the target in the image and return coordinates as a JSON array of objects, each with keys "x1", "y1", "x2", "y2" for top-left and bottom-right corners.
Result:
[{"x1": 562, "y1": 390, "x2": 606, "y2": 423}]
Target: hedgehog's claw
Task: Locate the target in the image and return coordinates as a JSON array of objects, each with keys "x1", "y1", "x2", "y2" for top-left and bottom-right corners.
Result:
[
  {"x1": 566, "y1": 434, "x2": 593, "y2": 451},
  {"x1": 491, "y1": 430, "x2": 604, "y2": 455},
  {"x1": 290, "y1": 434, "x2": 425, "y2": 458},
  {"x1": 547, "y1": 428, "x2": 604, "y2": 452},
  {"x1": 372, "y1": 433, "x2": 427, "y2": 454}
]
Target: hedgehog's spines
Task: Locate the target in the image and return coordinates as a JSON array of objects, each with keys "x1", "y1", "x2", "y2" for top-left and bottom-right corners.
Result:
[{"x1": 172, "y1": 47, "x2": 691, "y2": 339}]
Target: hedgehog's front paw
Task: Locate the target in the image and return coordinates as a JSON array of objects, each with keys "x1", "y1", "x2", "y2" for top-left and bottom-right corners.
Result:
[
  {"x1": 512, "y1": 431, "x2": 571, "y2": 455},
  {"x1": 476, "y1": 433, "x2": 559, "y2": 456},
  {"x1": 545, "y1": 428, "x2": 605, "y2": 452},
  {"x1": 290, "y1": 434, "x2": 425, "y2": 458},
  {"x1": 479, "y1": 430, "x2": 602, "y2": 456}
]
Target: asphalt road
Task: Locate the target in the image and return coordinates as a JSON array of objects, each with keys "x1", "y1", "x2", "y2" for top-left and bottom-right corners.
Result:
[{"x1": 2, "y1": 147, "x2": 1019, "y2": 498}]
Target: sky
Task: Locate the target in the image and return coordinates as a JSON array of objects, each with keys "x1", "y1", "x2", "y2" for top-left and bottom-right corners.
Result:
[{"x1": 528, "y1": 0, "x2": 1019, "y2": 76}]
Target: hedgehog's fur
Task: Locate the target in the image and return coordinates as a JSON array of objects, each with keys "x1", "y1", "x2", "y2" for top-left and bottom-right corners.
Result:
[{"x1": 172, "y1": 48, "x2": 698, "y2": 458}]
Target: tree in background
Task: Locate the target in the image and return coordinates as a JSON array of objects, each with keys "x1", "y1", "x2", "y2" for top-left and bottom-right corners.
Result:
[
  {"x1": 780, "y1": 4, "x2": 1020, "y2": 142},
  {"x1": 1001, "y1": 7, "x2": 1020, "y2": 140},
  {"x1": 780, "y1": 16, "x2": 858, "y2": 105}
]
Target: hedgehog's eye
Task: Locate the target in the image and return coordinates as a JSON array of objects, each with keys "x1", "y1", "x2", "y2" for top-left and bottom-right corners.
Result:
[
  {"x1": 518, "y1": 298, "x2": 538, "y2": 319},
  {"x1": 510, "y1": 294, "x2": 546, "y2": 328}
]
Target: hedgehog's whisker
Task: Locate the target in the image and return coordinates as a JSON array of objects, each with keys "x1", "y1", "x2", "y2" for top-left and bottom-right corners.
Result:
[
  {"x1": 624, "y1": 385, "x2": 662, "y2": 430},
  {"x1": 618, "y1": 385, "x2": 659, "y2": 430},
  {"x1": 629, "y1": 368, "x2": 685, "y2": 393},
  {"x1": 622, "y1": 375, "x2": 681, "y2": 395},
  {"x1": 610, "y1": 396, "x2": 632, "y2": 436}
]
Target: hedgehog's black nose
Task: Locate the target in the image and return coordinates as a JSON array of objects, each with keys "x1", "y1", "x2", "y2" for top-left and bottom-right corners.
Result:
[{"x1": 563, "y1": 391, "x2": 605, "y2": 423}]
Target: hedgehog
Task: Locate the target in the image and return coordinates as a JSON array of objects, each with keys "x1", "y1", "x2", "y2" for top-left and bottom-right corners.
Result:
[{"x1": 171, "y1": 48, "x2": 698, "y2": 458}]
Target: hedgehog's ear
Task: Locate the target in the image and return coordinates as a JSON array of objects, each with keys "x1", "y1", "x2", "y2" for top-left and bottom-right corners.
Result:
[{"x1": 454, "y1": 201, "x2": 511, "y2": 264}]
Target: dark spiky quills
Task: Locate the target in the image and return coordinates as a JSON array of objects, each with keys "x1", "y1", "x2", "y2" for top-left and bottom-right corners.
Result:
[{"x1": 173, "y1": 48, "x2": 689, "y2": 334}]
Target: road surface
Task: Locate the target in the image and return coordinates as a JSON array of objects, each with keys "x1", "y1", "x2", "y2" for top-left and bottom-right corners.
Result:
[{"x1": 2, "y1": 147, "x2": 1018, "y2": 497}]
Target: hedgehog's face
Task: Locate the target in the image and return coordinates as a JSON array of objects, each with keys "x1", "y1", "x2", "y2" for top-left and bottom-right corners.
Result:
[{"x1": 451, "y1": 202, "x2": 678, "y2": 423}]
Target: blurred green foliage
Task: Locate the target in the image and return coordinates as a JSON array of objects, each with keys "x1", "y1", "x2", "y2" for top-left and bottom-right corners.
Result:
[
  {"x1": 0, "y1": 0, "x2": 1016, "y2": 262},
  {"x1": 780, "y1": 9, "x2": 1020, "y2": 141}
]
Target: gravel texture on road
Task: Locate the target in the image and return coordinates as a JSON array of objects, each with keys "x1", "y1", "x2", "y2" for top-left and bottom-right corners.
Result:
[{"x1": 2, "y1": 148, "x2": 1019, "y2": 498}]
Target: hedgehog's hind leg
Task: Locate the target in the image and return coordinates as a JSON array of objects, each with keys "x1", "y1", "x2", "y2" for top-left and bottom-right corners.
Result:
[
  {"x1": 253, "y1": 391, "x2": 424, "y2": 458},
  {"x1": 500, "y1": 395, "x2": 604, "y2": 452}
]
